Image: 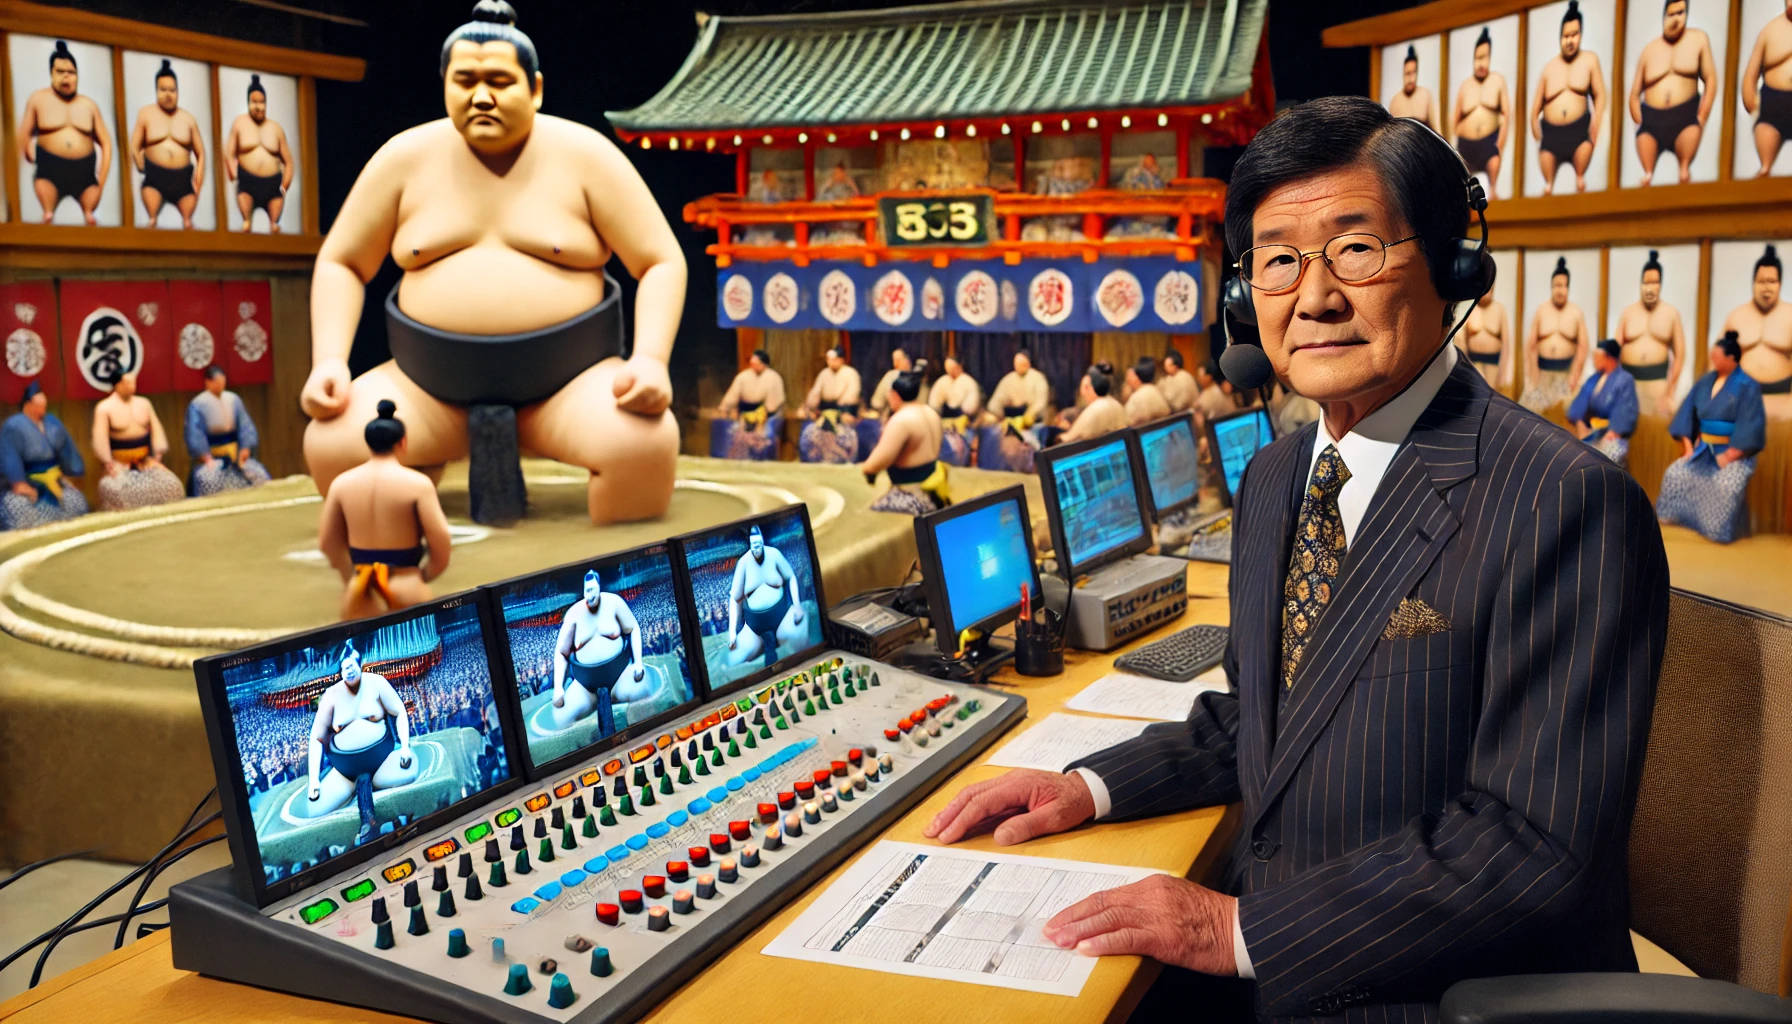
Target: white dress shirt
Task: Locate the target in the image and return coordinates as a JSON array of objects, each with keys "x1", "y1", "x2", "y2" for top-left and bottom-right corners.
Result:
[{"x1": 1071, "y1": 343, "x2": 1459, "y2": 980}]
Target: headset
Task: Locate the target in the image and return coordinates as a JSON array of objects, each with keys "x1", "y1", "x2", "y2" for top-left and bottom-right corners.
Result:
[{"x1": 1223, "y1": 122, "x2": 1494, "y2": 340}]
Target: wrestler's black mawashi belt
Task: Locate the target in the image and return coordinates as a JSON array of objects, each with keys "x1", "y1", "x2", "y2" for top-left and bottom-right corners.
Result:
[
  {"x1": 1626, "y1": 360, "x2": 1668, "y2": 381},
  {"x1": 385, "y1": 271, "x2": 624, "y2": 406},
  {"x1": 1760, "y1": 375, "x2": 1791, "y2": 395},
  {"x1": 1467, "y1": 350, "x2": 1500, "y2": 365},
  {"x1": 1537, "y1": 356, "x2": 1575, "y2": 373}
]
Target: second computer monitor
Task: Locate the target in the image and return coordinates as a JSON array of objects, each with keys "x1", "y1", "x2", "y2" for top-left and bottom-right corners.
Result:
[
  {"x1": 1208, "y1": 407, "x2": 1275, "y2": 506},
  {"x1": 913, "y1": 485, "x2": 1041, "y2": 655},
  {"x1": 1037, "y1": 432, "x2": 1153, "y2": 579},
  {"x1": 1132, "y1": 412, "x2": 1200, "y2": 519}
]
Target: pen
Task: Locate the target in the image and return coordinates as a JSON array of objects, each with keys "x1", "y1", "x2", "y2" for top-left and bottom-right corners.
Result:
[{"x1": 1019, "y1": 582, "x2": 1031, "y2": 625}]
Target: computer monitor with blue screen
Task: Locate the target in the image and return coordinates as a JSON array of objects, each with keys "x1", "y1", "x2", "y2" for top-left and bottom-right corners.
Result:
[
  {"x1": 913, "y1": 485, "x2": 1041, "y2": 655},
  {"x1": 1132, "y1": 412, "x2": 1199, "y2": 519},
  {"x1": 1037, "y1": 432, "x2": 1153, "y2": 579},
  {"x1": 1208, "y1": 408, "x2": 1275, "y2": 506}
]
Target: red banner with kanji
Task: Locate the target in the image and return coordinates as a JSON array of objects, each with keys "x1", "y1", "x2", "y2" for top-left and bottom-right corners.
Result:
[
  {"x1": 219, "y1": 280, "x2": 273, "y2": 385},
  {"x1": 58, "y1": 280, "x2": 154, "y2": 401},
  {"x1": 167, "y1": 280, "x2": 225, "y2": 392},
  {"x1": 0, "y1": 282, "x2": 62, "y2": 403}
]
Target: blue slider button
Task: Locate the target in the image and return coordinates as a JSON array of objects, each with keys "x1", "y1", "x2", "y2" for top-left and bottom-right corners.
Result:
[
  {"x1": 606, "y1": 845, "x2": 630, "y2": 863},
  {"x1": 533, "y1": 882, "x2": 563, "y2": 902},
  {"x1": 666, "y1": 811, "x2": 689, "y2": 828},
  {"x1": 509, "y1": 897, "x2": 541, "y2": 915},
  {"x1": 583, "y1": 856, "x2": 609, "y2": 874},
  {"x1": 559, "y1": 870, "x2": 586, "y2": 887},
  {"x1": 741, "y1": 768, "x2": 761, "y2": 783},
  {"x1": 758, "y1": 758, "x2": 779, "y2": 774},
  {"x1": 687, "y1": 799, "x2": 711, "y2": 815},
  {"x1": 707, "y1": 787, "x2": 728, "y2": 803},
  {"x1": 725, "y1": 778, "x2": 745, "y2": 792},
  {"x1": 646, "y1": 822, "x2": 671, "y2": 839},
  {"x1": 625, "y1": 834, "x2": 650, "y2": 851}
]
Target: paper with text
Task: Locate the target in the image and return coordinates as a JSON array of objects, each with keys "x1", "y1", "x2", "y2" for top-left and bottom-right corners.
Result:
[
  {"x1": 984, "y1": 712, "x2": 1152, "y2": 772},
  {"x1": 1064, "y1": 669, "x2": 1227, "y2": 721}
]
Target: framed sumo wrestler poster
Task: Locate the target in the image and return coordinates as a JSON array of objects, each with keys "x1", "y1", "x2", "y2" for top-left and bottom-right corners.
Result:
[
  {"x1": 121, "y1": 51, "x2": 217, "y2": 231},
  {"x1": 1525, "y1": 0, "x2": 1618, "y2": 197},
  {"x1": 218, "y1": 67, "x2": 302, "y2": 234},
  {"x1": 1380, "y1": 35, "x2": 1444, "y2": 135},
  {"x1": 1609, "y1": 243, "x2": 1699, "y2": 415},
  {"x1": 1519, "y1": 248, "x2": 1603, "y2": 414},
  {"x1": 8, "y1": 34, "x2": 123, "y2": 227},
  {"x1": 1448, "y1": 17, "x2": 1519, "y2": 201},
  {"x1": 1618, "y1": 0, "x2": 1729, "y2": 188},
  {"x1": 1736, "y1": 0, "x2": 1792, "y2": 178},
  {"x1": 1709, "y1": 239, "x2": 1792, "y2": 417}
]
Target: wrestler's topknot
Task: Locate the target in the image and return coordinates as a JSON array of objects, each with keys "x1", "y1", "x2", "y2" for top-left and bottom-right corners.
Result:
[
  {"x1": 1404, "y1": 45, "x2": 1418, "y2": 64},
  {"x1": 1563, "y1": 0, "x2": 1583, "y2": 27},
  {"x1": 1475, "y1": 27, "x2": 1492, "y2": 49},
  {"x1": 247, "y1": 73, "x2": 266, "y2": 101},
  {"x1": 366, "y1": 399, "x2": 407, "y2": 454},
  {"x1": 49, "y1": 40, "x2": 75, "y2": 72},
  {"x1": 442, "y1": 1, "x2": 539, "y2": 80},
  {"x1": 1553, "y1": 256, "x2": 1570, "y2": 280},
  {"x1": 1644, "y1": 250, "x2": 1663, "y2": 279},
  {"x1": 1758, "y1": 244, "x2": 1781, "y2": 276},
  {"x1": 156, "y1": 59, "x2": 176, "y2": 84},
  {"x1": 1716, "y1": 330, "x2": 1742, "y2": 361}
]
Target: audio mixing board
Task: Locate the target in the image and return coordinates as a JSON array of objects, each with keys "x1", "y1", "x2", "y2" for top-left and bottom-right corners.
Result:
[{"x1": 172, "y1": 655, "x2": 1025, "y2": 1024}]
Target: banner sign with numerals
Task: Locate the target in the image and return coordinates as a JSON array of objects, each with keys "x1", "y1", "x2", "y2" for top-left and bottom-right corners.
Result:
[{"x1": 877, "y1": 194, "x2": 994, "y2": 247}]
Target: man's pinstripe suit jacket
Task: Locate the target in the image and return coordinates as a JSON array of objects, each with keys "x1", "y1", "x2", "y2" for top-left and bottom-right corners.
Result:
[{"x1": 1071, "y1": 361, "x2": 1670, "y2": 1021}]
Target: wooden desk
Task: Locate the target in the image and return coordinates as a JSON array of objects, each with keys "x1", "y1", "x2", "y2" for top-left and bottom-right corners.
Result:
[{"x1": 0, "y1": 563, "x2": 1234, "y2": 1024}]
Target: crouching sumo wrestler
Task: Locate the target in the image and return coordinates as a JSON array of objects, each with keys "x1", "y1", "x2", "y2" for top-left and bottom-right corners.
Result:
[{"x1": 301, "y1": 1, "x2": 686, "y2": 526}]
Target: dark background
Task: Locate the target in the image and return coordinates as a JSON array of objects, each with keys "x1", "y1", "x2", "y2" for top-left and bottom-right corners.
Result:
[{"x1": 48, "y1": 0, "x2": 1410, "y2": 414}]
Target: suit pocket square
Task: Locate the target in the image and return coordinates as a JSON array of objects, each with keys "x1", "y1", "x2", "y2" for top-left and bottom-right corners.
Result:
[{"x1": 1383, "y1": 598, "x2": 1452, "y2": 640}]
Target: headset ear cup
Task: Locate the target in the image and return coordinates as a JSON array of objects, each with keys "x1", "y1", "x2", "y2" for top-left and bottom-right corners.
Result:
[
  {"x1": 1441, "y1": 238, "x2": 1494, "y2": 302},
  {"x1": 1224, "y1": 274, "x2": 1256, "y2": 326}
]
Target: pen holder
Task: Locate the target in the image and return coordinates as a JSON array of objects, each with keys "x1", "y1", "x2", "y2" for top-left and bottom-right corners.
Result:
[{"x1": 1013, "y1": 617, "x2": 1064, "y2": 677}]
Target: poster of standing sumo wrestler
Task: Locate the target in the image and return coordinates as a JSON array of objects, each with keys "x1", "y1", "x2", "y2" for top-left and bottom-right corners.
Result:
[
  {"x1": 218, "y1": 67, "x2": 301, "y2": 234},
  {"x1": 1609, "y1": 243, "x2": 1699, "y2": 415},
  {"x1": 1709, "y1": 239, "x2": 1792, "y2": 418},
  {"x1": 1619, "y1": 0, "x2": 1728, "y2": 188},
  {"x1": 1736, "y1": 0, "x2": 1792, "y2": 178},
  {"x1": 1448, "y1": 17, "x2": 1519, "y2": 201},
  {"x1": 122, "y1": 51, "x2": 217, "y2": 230},
  {"x1": 8, "y1": 34, "x2": 122, "y2": 227},
  {"x1": 1520, "y1": 248, "x2": 1603, "y2": 413},
  {"x1": 1525, "y1": 0, "x2": 1617, "y2": 196},
  {"x1": 1381, "y1": 35, "x2": 1443, "y2": 135}
]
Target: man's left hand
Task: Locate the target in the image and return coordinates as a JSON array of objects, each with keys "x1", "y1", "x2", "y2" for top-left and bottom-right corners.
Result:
[
  {"x1": 1043, "y1": 874, "x2": 1239, "y2": 976},
  {"x1": 612, "y1": 356, "x2": 672, "y2": 416},
  {"x1": 1717, "y1": 447, "x2": 1744, "y2": 467}
]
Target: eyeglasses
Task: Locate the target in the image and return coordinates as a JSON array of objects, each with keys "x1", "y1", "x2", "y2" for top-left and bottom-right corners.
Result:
[{"x1": 1235, "y1": 232, "x2": 1421, "y2": 294}]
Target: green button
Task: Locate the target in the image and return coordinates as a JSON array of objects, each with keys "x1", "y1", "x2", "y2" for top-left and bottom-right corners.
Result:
[
  {"x1": 495, "y1": 808, "x2": 522, "y2": 829},
  {"x1": 300, "y1": 898, "x2": 339, "y2": 925},
  {"x1": 340, "y1": 879, "x2": 375, "y2": 903},
  {"x1": 465, "y1": 821, "x2": 493, "y2": 845},
  {"x1": 736, "y1": 698, "x2": 753, "y2": 713}
]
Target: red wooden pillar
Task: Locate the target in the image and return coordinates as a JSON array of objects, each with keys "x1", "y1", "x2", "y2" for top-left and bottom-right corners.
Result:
[{"x1": 735, "y1": 149, "x2": 749, "y2": 195}]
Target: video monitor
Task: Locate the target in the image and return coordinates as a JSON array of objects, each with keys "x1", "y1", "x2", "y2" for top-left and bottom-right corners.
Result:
[
  {"x1": 484, "y1": 542, "x2": 702, "y2": 779},
  {"x1": 1208, "y1": 408, "x2": 1275, "y2": 506},
  {"x1": 1131, "y1": 412, "x2": 1200, "y2": 519},
  {"x1": 673, "y1": 504, "x2": 828, "y2": 696},
  {"x1": 194, "y1": 592, "x2": 517, "y2": 906},
  {"x1": 914, "y1": 485, "x2": 1041, "y2": 654},
  {"x1": 1036, "y1": 432, "x2": 1153, "y2": 579}
]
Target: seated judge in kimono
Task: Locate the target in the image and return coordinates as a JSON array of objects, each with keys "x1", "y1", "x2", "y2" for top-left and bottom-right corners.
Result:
[
  {"x1": 1, "y1": 381, "x2": 87, "y2": 530},
  {"x1": 927, "y1": 355, "x2": 981, "y2": 466},
  {"x1": 1657, "y1": 331, "x2": 1767, "y2": 543},
  {"x1": 981, "y1": 349, "x2": 1051, "y2": 471},
  {"x1": 1566, "y1": 339, "x2": 1640, "y2": 466},
  {"x1": 92, "y1": 370, "x2": 184, "y2": 512},
  {"x1": 716, "y1": 349, "x2": 785, "y2": 461},
  {"x1": 798, "y1": 346, "x2": 862, "y2": 464},
  {"x1": 187, "y1": 365, "x2": 271, "y2": 495}
]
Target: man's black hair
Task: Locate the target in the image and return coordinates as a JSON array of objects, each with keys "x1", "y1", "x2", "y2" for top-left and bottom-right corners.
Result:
[
  {"x1": 1404, "y1": 45, "x2": 1418, "y2": 65},
  {"x1": 1202, "y1": 357, "x2": 1223, "y2": 381},
  {"x1": 155, "y1": 59, "x2": 176, "y2": 85},
  {"x1": 1133, "y1": 356, "x2": 1157, "y2": 384},
  {"x1": 1642, "y1": 249, "x2": 1663, "y2": 281},
  {"x1": 1664, "y1": 0, "x2": 1686, "y2": 12},
  {"x1": 1014, "y1": 348, "x2": 1031, "y2": 362},
  {"x1": 1716, "y1": 330, "x2": 1743, "y2": 362},
  {"x1": 1224, "y1": 96, "x2": 1469, "y2": 311},
  {"x1": 1596, "y1": 338, "x2": 1622, "y2": 360},
  {"x1": 247, "y1": 73, "x2": 266, "y2": 101},
  {"x1": 891, "y1": 370, "x2": 923, "y2": 402},
  {"x1": 1563, "y1": 0, "x2": 1583, "y2": 28},
  {"x1": 1756, "y1": 244, "x2": 1781, "y2": 279},
  {"x1": 365, "y1": 400, "x2": 406, "y2": 454},
  {"x1": 1163, "y1": 349, "x2": 1183, "y2": 368},
  {"x1": 1552, "y1": 256, "x2": 1570, "y2": 281},
  {"x1": 751, "y1": 348, "x2": 771, "y2": 367},
  {"x1": 49, "y1": 40, "x2": 75, "y2": 72},
  {"x1": 441, "y1": 0, "x2": 539, "y2": 81},
  {"x1": 1476, "y1": 26, "x2": 1492, "y2": 49},
  {"x1": 1089, "y1": 367, "x2": 1112, "y2": 397},
  {"x1": 204, "y1": 365, "x2": 226, "y2": 380}
]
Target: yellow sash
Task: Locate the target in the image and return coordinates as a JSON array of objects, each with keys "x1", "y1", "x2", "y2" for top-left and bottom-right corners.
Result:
[
  {"x1": 27, "y1": 465, "x2": 64, "y2": 502},
  {"x1": 892, "y1": 460, "x2": 951, "y2": 506},
  {"x1": 817, "y1": 409, "x2": 843, "y2": 431},
  {"x1": 210, "y1": 441, "x2": 240, "y2": 461},
  {"x1": 1700, "y1": 432, "x2": 1731, "y2": 448},
  {"x1": 740, "y1": 406, "x2": 769, "y2": 430},
  {"x1": 942, "y1": 415, "x2": 969, "y2": 433},
  {"x1": 1004, "y1": 413, "x2": 1033, "y2": 433},
  {"x1": 349, "y1": 562, "x2": 396, "y2": 606},
  {"x1": 111, "y1": 445, "x2": 151, "y2": 467},
  {"x1": 1589, "y1": 417, "x2": 1609, "y2": 431}
]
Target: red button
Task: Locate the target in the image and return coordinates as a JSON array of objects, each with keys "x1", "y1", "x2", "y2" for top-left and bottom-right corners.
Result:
[
  {"x1": 757, "y1": 802, "x2": 779, "y2": 823},
  {"x1": 596, "y1": 902, "x2": 620, "y2": 926},
  {"x1": 795, "y1": 780, "x2": 815, "y2": 799},
  {"x1": 911, "y1": 710, "x2": 927, "y2": 725},
  {"x1": 619, "y1": 890, "x2": 643, "y2": 913},
  {"x1": 666, "y1": 860, "x2": 689, "y2": 883},
  {"x1": 898, "y1": 719, "x2": 914, "y2": 733},
  {"x1": 928, "y1": 697, "x2": 952, "y2": 712},
  {"x1": 812, "y1": 769, "x2": 832, "y2": 785},
  {"x1": 688, "y1": 846, "x2": 711, "y2": 867},
  {"x1": 709, "y1": 833, "x2": 731, "y2": 854},
  {"x1": 777, "y1": 791, "x2": 797, "y2": 810},
  {"x1": 848, "y1": 748, "x2": 863, "y2": 766},
  {"x1": 730, "y1": 820, "x2": 753, "y2": 841},
  {"x1": 831, "y1": 760, "x2": 849, "y2": 778},
  {"x1": 642, "y1": 875, "x2": 666, "y2": 898},
  {"x1": 884, "y1": 728, "x2": 900, "y2": 741}
]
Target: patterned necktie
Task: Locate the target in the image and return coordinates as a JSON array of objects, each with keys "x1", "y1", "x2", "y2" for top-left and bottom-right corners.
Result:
[{"x1": 1281, "y1": 445, "x2": 1351, "y2": 691}]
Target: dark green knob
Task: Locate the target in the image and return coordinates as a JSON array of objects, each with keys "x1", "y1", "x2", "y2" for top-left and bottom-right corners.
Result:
[
  {"x1": 539, "y1": 837, "x2": 555, "y2": 863},
  {"x1": 582, "y1": 814, "x2": 599, "y2": 839},
  {"x1": 503, "y1": 963, "x2": 532, "y2": 996},
  {"x1": 599, "y1": 805, "x2": 618, "y2": 827}
]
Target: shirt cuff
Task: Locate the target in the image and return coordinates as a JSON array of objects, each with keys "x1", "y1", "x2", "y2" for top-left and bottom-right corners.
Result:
[
  {"x1": 1232, "y1": 902, "x2": 1255, "y2": 979},
  {"x1": 1069, "y1": 767, "x2": 1112, "y2": 820}
]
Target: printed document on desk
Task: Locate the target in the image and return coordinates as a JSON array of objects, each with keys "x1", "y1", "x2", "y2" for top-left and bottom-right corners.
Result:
[
  {"x1": 984, "y1": 712, "x2": 1152, "y2": 772},
  {"x1": 1065, "y1": 668, "x2": 1227, "y2": 721},
  {"x1": 762, "y1": 840, "x2": 1158, "y2": 995}
]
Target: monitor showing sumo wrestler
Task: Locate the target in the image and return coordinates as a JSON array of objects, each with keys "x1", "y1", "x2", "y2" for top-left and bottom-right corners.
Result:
[
  {"x1": 194, "y1": 592, "x2": 517, "y2": 907},
  {"x1": 483, "y1": 542, "x2": 701, "y2": 779},
  {"x1": 672, "y1": 504, "x2": 828, "y2": 696}
]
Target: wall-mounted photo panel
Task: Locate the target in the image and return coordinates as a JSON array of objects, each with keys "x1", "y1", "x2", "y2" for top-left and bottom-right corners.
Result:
[
  {"x1": 9, "y1": 34, "x2": 122, "y2": 226},
  {"x1": 1736, "y1": 0, "x2": 1792, "y2": 178},
  {"x1": 122, "y1": 51, "x2": 216, "y2": 231},
  {"x1": 1520, "y1": 248, "x2": 1603, "y2": 412},
  {"x1": 1449, "y1": 17, "x2": 1520, "y2": 200},
  {"x1": 1710, "y1": 239, "x2": 1792, "y2": 418},
  {"x1": 218, "y1": 67, "x2": 300, "y2": 234},
  {"x1": 1610, "y1": 243, "x2": 1699, "y2": 415},
  {"x1": 1525, "y1": 0, "x2": 1617, "y2": 196},
  {"x1": 1619, "y1": 0, "x2": 1728, "y2": 188},
  {"x1": 1381, "y1": 35, "x2": 1443, "y2": 134},
  {"x1": 1461, "y1": 249, "x2": 1520, "y2": 390}
]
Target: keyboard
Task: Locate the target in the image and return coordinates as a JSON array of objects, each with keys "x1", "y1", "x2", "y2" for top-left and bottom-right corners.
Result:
[{"x1": 1113, "y1": 624, "x2": 1230, "y2": 682}]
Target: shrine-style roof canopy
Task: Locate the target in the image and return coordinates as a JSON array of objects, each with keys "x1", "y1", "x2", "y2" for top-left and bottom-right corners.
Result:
[{"x1": 607, "y1": 0, "x2": 1270, "y2": 146}]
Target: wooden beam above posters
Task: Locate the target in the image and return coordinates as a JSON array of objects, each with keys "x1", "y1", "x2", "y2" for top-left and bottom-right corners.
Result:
[{"x1": 0, "y1": 0, "x2": 363, "y2": 269}]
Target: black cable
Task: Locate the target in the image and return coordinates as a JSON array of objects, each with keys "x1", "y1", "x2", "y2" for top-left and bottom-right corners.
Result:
[
  {"x1": 0, "y1": 810, "x2": 221, "y2": 982},
  {"x1": 113, "y1": 789, "x2": 216, "y2": 950},
  {"x1": 39, "y1": 834, "x2": 223, "y2": 985},
  {"x1": 0, "y1": 849, "x2": 99, "y2": 895}
]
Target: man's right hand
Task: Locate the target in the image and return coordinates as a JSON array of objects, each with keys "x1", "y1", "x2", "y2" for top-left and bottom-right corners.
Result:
[
  {"x1": 11, "y1": 482, "x2": 36, "y2": 498},
  {"x1": 300, "y1": 359, "x2": 352, "y2": 419},
  {"x1": 923, "y1": 768, "x2": 1097, "y2": 846}
]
